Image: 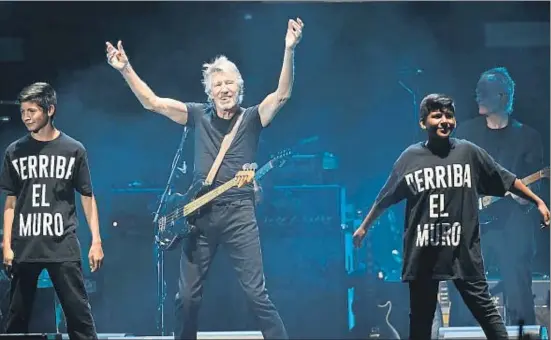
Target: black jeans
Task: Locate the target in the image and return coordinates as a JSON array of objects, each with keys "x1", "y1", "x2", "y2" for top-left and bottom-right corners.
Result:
[
  {"x1": 409, "y1": 279, "x2": 508, "y2": 340},
  {"x1": 4, "y1": 261, "x2": 97, "y2": 340},
  {"x1": 449, "y1": 217, "x2": 536, "y2": 326},
  {"x1": 174, "y1": 199, "x2": 287, "y2": 340}
]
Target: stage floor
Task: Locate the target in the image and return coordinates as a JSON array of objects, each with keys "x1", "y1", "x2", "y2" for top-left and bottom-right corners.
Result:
[{"x1": 62, "y1": 331, "x2": 264, "y2": 339}]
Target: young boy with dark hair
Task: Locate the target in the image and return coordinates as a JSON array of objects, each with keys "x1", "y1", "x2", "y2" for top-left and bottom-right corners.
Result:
[
  {"x1": 0, "y1": 82, "x2": 103, "y2": 339},
  {"x1": 353, "y1": 93, "x2": 550, "y2": 340}
]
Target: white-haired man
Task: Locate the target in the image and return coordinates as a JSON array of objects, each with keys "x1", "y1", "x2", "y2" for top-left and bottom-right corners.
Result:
[{"x1": 106, "y1": 17, "x2": 304, "y2": 339}]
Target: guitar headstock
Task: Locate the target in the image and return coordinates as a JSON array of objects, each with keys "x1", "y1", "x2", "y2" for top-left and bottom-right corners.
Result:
[
  {"x1": 540, "y1": 167, "x2": 550, "y2": 179},
  {"x1": 270, "y1": 148, "x2": 293, "y2": 168},
  {"x1": 235, "y1": 163, "x2": 257, "y2": 187}
]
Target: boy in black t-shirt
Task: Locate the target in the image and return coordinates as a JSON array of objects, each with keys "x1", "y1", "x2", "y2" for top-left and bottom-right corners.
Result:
[
  {"x1": 0, "y1": 83, "x2": 103, "y2": 339},
  {"x1": 352, "y1": 93, "x2": 550, "y2": 340}
]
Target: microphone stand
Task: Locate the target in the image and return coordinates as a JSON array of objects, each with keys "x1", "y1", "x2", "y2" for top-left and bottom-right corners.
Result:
[
  {"x1": 398, "y1": 79, "x2": 420, "y2": 142},
  {"x1": 152, "y1": 127, "x2": 189, "y2": 336}
]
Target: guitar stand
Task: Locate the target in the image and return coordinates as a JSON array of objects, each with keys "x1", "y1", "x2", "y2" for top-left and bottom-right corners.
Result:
[
  {"x1": 154, "y1": 241, "x2": 167, "y2": 336},
  {"x1": 152, "y1": 128, "x2": 189, "y2": 336}
]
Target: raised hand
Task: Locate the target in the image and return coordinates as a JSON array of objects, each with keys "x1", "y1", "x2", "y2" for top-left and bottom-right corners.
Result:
[
  {"x1": 105, "y1": 40, "x2": 129, "y2": 71},
  {"x1": 285, "y1": 17, "x2": 304, "y2": 50}
]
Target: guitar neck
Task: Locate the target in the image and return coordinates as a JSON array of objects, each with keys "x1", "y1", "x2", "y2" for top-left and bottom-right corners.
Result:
[
  {"x1": 183, "y1": 178, "x2": 238, "y2": 216},
  {"x1": 522, "y1": 171, "x2": 544, "y2": 185},
  {"x1": 255, "y1": 162, "x2": 274, "y2": 181},
  {"x1": 481, "y1": 170, "x2": 545, "y2": 208}
]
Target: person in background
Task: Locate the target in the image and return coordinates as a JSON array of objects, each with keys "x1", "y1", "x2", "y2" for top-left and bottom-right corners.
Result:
[{"x1": 450, "y1": 67, "x2": 545, "y2": 326}]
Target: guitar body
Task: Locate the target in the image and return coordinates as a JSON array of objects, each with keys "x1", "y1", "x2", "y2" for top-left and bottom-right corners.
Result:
[
  {"x1": 478, "y1": 166, "x2": 550, "y2": 225},
  {"x1": 349, "y1": 273, "x2": 401, "y2": 339},
  {"x1": 154, "y1": 167, "x2": 257, "y2": 251},
  {"x1": 156, "y1": 180, "x2": 208, "y2": 251},
  {"x1": 155, "y1": 150, "x2": 293, "y2": 251},
  {"x1": 350, "y1": 222, "x2": 401, "y2": 339},
  {"x1": 153, "y1": 156, "x2": 285, "y2": 251},
  {"x1": 478, "y1": 196, "x2": 518, "y2": 225}
]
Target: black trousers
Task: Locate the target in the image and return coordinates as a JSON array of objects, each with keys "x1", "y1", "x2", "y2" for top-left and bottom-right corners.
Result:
[
  {"x1": 4, "y1": 261, "x2": 97, "y2": 340},
  {"x1": 174, "y1": 199, "x2": 288, "y2": 340},
  {"x1": 409, "y1": 279, "x2": 508, "y2": 340},
  {"x1": 449, "y1": 216, "x2": 536, "y2": 326}
]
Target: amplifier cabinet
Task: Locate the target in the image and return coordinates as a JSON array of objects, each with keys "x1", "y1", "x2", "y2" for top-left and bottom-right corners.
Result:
[
  {"x1": 488, "y1": 279, "x2": 550, "y2": 331},
  {"x1": 103, "y1": 188, "x2": 180, "y2": 335},
  {"x1": 257, "y1": 185, "x2": 348, "y2": 339}
]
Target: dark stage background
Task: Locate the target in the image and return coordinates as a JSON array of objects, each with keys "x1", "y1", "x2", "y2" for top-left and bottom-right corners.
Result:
[{"x1": 0, "y1": 1, "x2": 548, "y2": 338}]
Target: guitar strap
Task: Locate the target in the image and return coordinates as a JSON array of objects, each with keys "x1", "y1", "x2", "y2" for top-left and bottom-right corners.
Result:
[{"x1": 204, "y1": 109, "x2": 246, "y2": 186}]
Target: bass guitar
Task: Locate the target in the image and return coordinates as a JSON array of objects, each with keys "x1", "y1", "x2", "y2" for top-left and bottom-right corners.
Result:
[
  {"x1": 254, "y1": 148, "x2": 293, "y2": 182},
  {"x1": 479, "y1": 167, "x2": 549, "y2": 225},
  {"x1": 155, "y1": 148, "x2": 294, "y2": 252},
  {"x1": 155, "y1": 164, "x2": 256, "y2": 251}
]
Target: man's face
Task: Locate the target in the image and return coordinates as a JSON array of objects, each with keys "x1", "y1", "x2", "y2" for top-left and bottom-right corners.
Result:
[
  {"x1": 423, "y1": 109, "x2": 456, "y2": 139},
  {"x1": 475, "y1": 75, "x2": 506, "y2": 115},
  {"x1": 211, "y1": 71, "x2": 240, "y2": 111},
  {"x1": 20, "y1": 101, "x2": 52, "y2": 132}
]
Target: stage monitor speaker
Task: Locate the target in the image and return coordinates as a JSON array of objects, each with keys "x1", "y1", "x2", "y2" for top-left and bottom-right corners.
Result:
[
  {"x1": 437, "y1": 325, "x2": 548, "y2": 339},
  {"x1": 101, "y1": 332, "x2": 263, "y2": 340}
]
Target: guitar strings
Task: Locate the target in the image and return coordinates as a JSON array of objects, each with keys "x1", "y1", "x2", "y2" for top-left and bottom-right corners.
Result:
[
  {"x1": 161, "y1": 178, "x2": 239, "y2": 225},
  {"x1": 158, "y1": 167, "x2": 263, "y2": 227}
]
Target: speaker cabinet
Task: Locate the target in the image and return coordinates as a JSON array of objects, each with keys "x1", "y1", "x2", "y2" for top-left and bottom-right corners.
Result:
[{"x1": 256, "y1": 185, "x2": 349, "y2": 339}]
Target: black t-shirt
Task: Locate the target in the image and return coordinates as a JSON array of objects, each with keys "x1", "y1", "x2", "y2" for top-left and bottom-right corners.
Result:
[
  {"x1": 454, "y1": 116, "x2": 544, "y2": 223},
  {"x1": 374, "y1": 138, "x2": 516, "y2": 281},
  {"x1": 185, "y1": 103, "x2": 264, "y2": 203},
  {"x1": 0, "y1": 132, "x2": 92, "y2": 263}
]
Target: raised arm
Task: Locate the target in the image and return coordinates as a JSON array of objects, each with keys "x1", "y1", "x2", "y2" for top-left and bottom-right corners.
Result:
[
  {"x1": 106, "y1": 41, "x2": 189, "y2": 125},
  {"x1": 258, "y1": 18, "x2": 304, "y2": 128}
]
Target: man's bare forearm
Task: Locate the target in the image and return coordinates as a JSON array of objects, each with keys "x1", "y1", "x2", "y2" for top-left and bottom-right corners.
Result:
[
  {"x1": 275, "y1": 48, "x2": 295, "y2": 102},
  {"x1": 120, "y1": 64, "x2": 159, "y2": 110},
  {"x1": 3, "y1": 196, "x2": 15, "y2": 249},
  {"x1": 509, "y1": 178, "x2": 544, "y2": 206},
  {"x1": 80, "y1": 195, "x2": 102, "y2": 244}
]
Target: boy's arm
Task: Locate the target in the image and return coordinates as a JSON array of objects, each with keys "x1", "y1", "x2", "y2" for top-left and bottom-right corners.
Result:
[
  {"x1": 80, "y1": 195, "x2": 101, "y2": 245},
  {"x1": 354, "y1": 155, "x2": 408, "y2": 246},
  {"x1": 3, "y1": 196, "x2": 16, "y2": 259}
]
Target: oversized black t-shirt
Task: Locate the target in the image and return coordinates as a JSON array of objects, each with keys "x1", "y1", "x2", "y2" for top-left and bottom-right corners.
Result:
[
  {"x1": 374, "y1": 138, "x2": 516, "y2": 281},
  {"x1": 185, "y1": 103, "x2": 264, "y2": 203},
  {"x1": 0, "y1": 132, "x2": 92, "y2": 263},
  {"x1": 454, "y1": 116, "x2": 544, "y2": 225}
]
